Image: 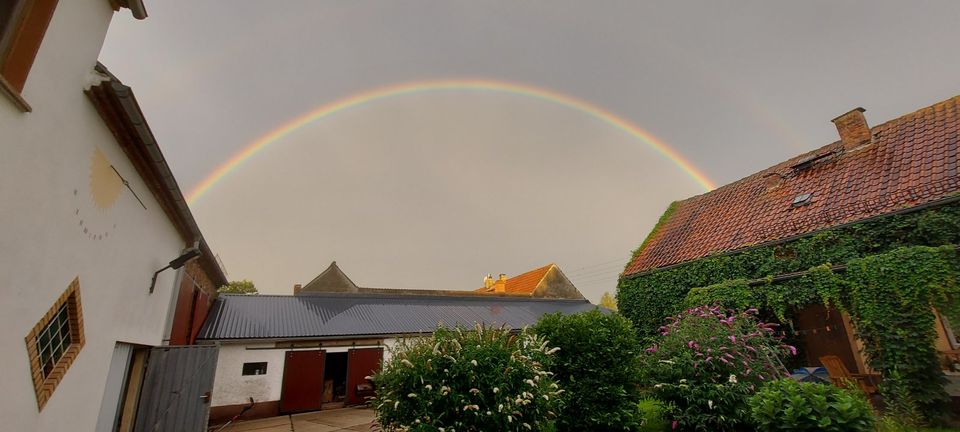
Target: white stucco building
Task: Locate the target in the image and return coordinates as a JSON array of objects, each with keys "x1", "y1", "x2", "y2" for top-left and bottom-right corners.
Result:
[
  {"x1": 199, "y1": 263, "x2": 599, "y2": 424},
  {"x1": 0, "y1": 1, "x2": 226, "y2": 431}
]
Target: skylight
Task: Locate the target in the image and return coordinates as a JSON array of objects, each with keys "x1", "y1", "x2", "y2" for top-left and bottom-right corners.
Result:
[{"x1": 792, "y1": 193, "x2": 812, "y2": 207}]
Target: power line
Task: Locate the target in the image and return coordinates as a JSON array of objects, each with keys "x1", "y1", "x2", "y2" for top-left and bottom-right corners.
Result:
[
  {"x1": 565, "y1": 257, "x2": 628, "y2": 273},
  {"x1": 565, "y1": 263, "x2": 626, "y2": 278}
]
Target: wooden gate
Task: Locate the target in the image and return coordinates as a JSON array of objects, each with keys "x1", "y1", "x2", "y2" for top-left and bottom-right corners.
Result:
[
  {"x1": 346, "y1": 348, "x2": 383, "y2": 405},
  {"x1": 280, "y1": 350, "x2": 325, "y2": 413}
]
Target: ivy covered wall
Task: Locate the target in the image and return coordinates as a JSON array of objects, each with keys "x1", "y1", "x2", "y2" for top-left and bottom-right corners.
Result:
[
  {"x1": 618, "y1": 200, "x2": 960, "y2": 337},
  {"x1": 617, "y1": 200, "x2": 960, "y2": 420}
]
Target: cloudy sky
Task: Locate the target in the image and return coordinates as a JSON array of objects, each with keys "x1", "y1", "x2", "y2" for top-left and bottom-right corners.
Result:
[{"x1": 100, "y1": 1, "x2": 960, "y2": 301}]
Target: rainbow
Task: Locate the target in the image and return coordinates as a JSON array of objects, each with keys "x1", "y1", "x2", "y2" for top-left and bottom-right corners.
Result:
[{"x1": 186, "y1": 79, "x2": 715, "y2": 204}]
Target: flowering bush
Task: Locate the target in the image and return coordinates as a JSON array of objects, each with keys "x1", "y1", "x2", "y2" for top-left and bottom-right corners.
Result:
[
  {"x1": 749, "y1": 379, "x2": 875, "y2": 432},
  {"x1": 533, "y1": 310, "x2": 643, "y2": 431},
  {"x1": 638, "y1": 305, "x2": 795, "y2": 431},
  {"x1": 372, "y1": 325, "x2": 562, "y2": 431}
]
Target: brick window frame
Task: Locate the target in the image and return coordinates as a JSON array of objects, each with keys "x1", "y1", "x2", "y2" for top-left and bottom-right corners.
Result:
[
  {"x1": 24, "y1": 277, "x2": 85, "y2": 410},
  {"x1": 0, "y1": 0, "x2": 60, "y2": 112}
]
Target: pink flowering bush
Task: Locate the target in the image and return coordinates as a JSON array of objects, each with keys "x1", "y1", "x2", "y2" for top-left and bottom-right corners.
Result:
[{"x1": 638, "y1": 305, "x2": 795, "y2": 431}]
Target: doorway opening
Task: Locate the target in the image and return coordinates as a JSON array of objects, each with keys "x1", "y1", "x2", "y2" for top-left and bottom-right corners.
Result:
[{"x1": 323, "y1": 352, "x2": 348, "y2": 409}]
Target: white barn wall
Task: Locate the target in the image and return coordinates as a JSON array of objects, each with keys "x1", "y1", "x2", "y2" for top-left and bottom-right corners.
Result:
[
  {"x1": 0, "y1": 1, "x2": 193, "y2": 431},
  {"x1": 211, "y1": 339, "x2": 398, "y2": 407}
]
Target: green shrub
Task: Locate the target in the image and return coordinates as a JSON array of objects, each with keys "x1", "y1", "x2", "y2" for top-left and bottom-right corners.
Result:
[
  {"x1": 749, "y1": 379, "x2": 875, "y2": 432},
  {"x1": 637, "y1": 398, "x2": 670, "y2": 432},
  {"x1": 638, "y1": 305, "x2": 795, "y2": 431},
  {"x1": 372, "y1": 325, "x2": 562, "y2": 431},
  {"x1": 533, "y1": 310, "x2": 643, "y2": 431}
]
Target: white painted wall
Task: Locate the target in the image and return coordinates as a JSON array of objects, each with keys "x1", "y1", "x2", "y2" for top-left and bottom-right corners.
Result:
[
  {"x1": 0, "y1": 2, "x2": 193, "y2": 431},
  {"x1": 210, "y1": 340, "x2": 396, "y2": 407}
]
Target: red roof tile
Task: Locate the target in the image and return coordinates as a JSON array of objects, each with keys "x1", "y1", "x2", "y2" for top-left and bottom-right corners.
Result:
[
  {"x1": 624, "y1": 95, "x2": 960, "y2": 276},
  {"x1": 476, "y1": 264, "x2": 554, "y2": 294}
]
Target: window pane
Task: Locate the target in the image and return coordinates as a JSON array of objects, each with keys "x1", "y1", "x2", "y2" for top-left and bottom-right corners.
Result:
[
  {"x1": 242, "y1": 362, "x2": 268, "y2": 376},
  {"x1": 0, "y1": 0, "x2": 24, "y2": 59},
  {"x1": 35, "y1": 303, "x2": 74, "y2": 378}
]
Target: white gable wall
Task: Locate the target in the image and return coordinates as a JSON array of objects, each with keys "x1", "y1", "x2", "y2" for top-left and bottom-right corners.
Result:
[{"x1": 0, "y1": 1, "x2": 192, "y2": 430}]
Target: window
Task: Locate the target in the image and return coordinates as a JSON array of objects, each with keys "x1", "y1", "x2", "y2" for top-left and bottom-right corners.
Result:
[
  {"x1": 24, "y1": 277, "x2": 85, "y2": 410},
  {"x1": 242, "y1": 362, "x2": 268, "y2": 376},
  {"x1": 37, "y1": 303, "x2": 72, "y2": 377},
  {"x1": 0, "y1": 0, "x2": 60, "y2": 111}
]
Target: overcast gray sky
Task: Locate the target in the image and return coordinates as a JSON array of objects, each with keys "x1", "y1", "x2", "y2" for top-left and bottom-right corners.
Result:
[{"x1": 100, "y1": 1, "x2": 960, "y2": 301}]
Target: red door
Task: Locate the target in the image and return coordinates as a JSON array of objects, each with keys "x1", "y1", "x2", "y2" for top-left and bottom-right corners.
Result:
[
  {"x1": 346, "y1": 348, "x2": 383, "y2": 405},
  {"x1": 280, "y1": 350, "x2": 325, "y2": 413}
]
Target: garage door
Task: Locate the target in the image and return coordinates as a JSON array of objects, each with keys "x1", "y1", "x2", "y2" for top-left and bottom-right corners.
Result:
[
  {"x1": 346, "y1": 348, "x2": 383, "y2": 405},
  {"x1": 280, "y1": 350, "x2": 325, "y2": 413}
]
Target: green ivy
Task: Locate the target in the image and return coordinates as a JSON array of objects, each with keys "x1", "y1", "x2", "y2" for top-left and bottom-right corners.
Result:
[
  {"x1": 840, "y1": 245, "x2": 958, "y2": 421},
  {"x1": 618, "y1": 202, "x2": 960, "y2": 337},
  {"x1": 618, "y1": 202, "x2": 960, "y2": 422}
]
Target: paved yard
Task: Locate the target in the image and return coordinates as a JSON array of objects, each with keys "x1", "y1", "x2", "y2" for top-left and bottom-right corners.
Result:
[{"x1": 214, "y1": 407, "x2": 377, "y2": 432}]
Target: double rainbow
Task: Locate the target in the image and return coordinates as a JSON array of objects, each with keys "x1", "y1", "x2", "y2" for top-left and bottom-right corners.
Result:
[{"x1": 186, "y1": 79, "x2": 715, "y2": 204}]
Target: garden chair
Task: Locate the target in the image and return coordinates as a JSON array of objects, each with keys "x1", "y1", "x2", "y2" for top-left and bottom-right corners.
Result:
[{"x1": 818, "y1": 355, "x2": 878, "y2": 396}]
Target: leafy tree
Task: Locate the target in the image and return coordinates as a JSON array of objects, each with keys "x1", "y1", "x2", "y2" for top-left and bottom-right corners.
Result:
[
  {"x1": 218, "y1": 279, "x2": 257, "y2": 294},
  {"x1": 600, "y1": 291, "x2": 618, "y2": 310}
]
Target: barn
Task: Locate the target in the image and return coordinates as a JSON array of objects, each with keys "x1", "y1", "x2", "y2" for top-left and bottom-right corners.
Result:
[{"x1": 199, "y1": 263, "x2": 599, "y2": 423}]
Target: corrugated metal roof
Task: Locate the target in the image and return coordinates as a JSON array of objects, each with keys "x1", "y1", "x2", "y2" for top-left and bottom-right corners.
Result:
[{"x1": 197, "y1": 293, "x2": 601, "y2": 340}]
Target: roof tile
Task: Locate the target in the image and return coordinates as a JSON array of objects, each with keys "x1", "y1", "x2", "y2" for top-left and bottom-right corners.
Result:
[{"x1": 624, "y1": 95, "x2": 960, "y2": 276}]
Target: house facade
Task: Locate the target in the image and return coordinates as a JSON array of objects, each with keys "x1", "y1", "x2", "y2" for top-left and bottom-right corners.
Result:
[
  {"x1": 0, "y1": 1, "x2": 226, "y2": 431},
  {"x1": 618, "y1": 96, "x2": 960, "y2": 414},
  {"x1": 200, "y1": 264, "x2": 599, "y2": 425}
]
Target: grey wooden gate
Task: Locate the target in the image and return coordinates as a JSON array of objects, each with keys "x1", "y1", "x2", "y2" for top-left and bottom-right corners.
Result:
[{"x1": 133, "y1": 345, "x2": 219, "y2": 432}]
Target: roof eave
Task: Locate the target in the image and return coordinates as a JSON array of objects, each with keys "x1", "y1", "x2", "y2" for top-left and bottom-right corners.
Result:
[
  {"x1": 112, "y1": 0, "x2": 148, "y2": 19},
  {"x1": 86, "y1": 63, "x2": 227, "y2": 287}
]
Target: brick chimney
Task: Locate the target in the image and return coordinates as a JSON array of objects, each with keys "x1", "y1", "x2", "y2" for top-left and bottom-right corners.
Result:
[
  {"x1": 483, "y1": 274, "x2": 495, "y2": 289},
  {"x1": 293, "y1": 284, "x2": 302, "y2": 295},
  {"x1": 494, "y1": 274, "x2": 507, "y2": 293},
  {"x1": 831, "y1": 107, "x2": 871, "y2": 151}
]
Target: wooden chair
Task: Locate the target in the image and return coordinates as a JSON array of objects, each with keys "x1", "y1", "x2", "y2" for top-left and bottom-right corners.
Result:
[{"x1": 819, "y1": 355, "x2": 878, "y2": 396}]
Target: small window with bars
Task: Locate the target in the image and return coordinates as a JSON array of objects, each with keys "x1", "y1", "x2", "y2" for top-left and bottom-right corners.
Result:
[
  {"x1": 242, "y1": 362, "x2": 268, "y2": 376},
  {"x1": 36, "y1": 303, "x2": 72, "y2": 378},
  {"x1": 25, "y1": 277, "x2": 85, "y2": 410}
]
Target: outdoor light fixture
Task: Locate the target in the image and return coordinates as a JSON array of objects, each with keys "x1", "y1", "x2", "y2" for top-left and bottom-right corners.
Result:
[{"x1": 149, "y1": 245, "x2": 202, "y2": 294}]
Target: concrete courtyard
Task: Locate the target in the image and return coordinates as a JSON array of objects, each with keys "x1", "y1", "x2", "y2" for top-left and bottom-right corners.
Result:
[{"x1": 213, "y1": 407, "x2": 377, "y2": 432}]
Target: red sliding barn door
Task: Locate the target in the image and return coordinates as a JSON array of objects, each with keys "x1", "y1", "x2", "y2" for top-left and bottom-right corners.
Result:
[
  {"x1": 346, "y1": 348, "x2": 383, "y2": 405},
  {"x1": 280, "y1": 350, "x2": 325, "y2": 413}
]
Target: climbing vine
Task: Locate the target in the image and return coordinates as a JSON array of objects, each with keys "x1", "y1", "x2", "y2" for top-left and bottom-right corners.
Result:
[
  {"x1": 617, "y1": 202, "x2": 960, "y2": 421},
  {"x1": 841, "y1": 246, "x2": 957, "y2": 421},
  {"x1": 618, "y1": 202, "x2": 960, "y2": 337}
]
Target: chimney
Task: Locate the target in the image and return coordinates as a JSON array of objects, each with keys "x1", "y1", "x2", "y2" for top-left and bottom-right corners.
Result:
[
  {"x1": 831, "y1": 107, "x2": 871, "y2": 151},
  {"x1": 483, "y1": 274, "x2": 495, "y2": 289},
  {"x1": 494, "y1": 274, "x2": 507, "y2": 293},
  {"x1": 293, "y1": 284, "x2": 302, "y2": 295}
]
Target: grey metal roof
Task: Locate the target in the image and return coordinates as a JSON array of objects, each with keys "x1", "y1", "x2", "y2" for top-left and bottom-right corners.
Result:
[{"x1": 197, "y1": 293, "x2": 602, "y2": 341}]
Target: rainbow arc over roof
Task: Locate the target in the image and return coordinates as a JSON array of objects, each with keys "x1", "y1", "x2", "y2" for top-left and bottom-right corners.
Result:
[{"x1": 186, "y1": 79, "x2": 715, "y2": 204}]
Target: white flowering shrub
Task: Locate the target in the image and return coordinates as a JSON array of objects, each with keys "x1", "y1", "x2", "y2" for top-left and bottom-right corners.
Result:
[{"x1": 372, "y1": 325, "x2": 562, "y2": 431}]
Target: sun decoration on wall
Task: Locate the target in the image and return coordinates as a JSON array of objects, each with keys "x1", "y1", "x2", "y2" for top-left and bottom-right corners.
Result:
[
  {"x1": 89, "y1": 146, "x2": 122, "y2": 208},
  {"x1": 72, "y1": 146, "x2": 145, "y2": 241}
]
